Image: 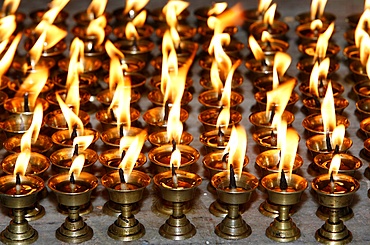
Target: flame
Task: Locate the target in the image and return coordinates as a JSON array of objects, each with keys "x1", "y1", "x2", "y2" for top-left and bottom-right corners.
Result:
[
  {"x1": 366, "y1": 56, "x2": 370, "y2": 80},
  {"x1": 28, "y1": 30, "x2": 47, "y2": 69},
  {"x1": 328, "y1": 154, "x2": 341, "y2": 177},
  {"x1": 261, "y1": 31, "x2": 273, "y2": 42},
  {"x1": 249, "y1": 35, "x2": 265, "y2": 61},
  {"x1": 86, "y1": 15, "x2": 107, "y2": 47},
  {"x1": 0, "y1": 15, "x2": 16, "y2": 41},
  {"x1": 331, "y1": 124, "x2": 345, "y2": 150},
  {"x1": 208, "y1": 2, "x2": 228, "y2": 16},
  {"x1": 355, "y1": 28, "x2": 368, "y2": 49},
  {"x1": 123, "y1": 0, "x2": 149, "y2": 16},
  {"x1": 257, "y1": 0, "x2": 273, "y2": 14},
  {"x1": 207, "y1": 3, "x2": 243, "y2": 35},
  {"x1": 170, "y1": 147, "x2": 181, "y2": 169},
  {"x1": 42, "y1": 0, "x2": 70, "y2": 24},
  {"x1": 65, "y1": 73, "x2": 80, "y2": 116},
  {"x1": 118, "y1": 130, "x2": 147, "y2": 180},
  {"x1": 34, "y1": 21, "x2": 67, "y2": 50},
  {"x1": 15, "y1": 68, "x2": 49, "y2": 109},
  {"x1": 321, "y1": 81, "x2": 336, "y2": 133},
  {"x1": 20, "y1": 103, "x2": 43, "y2": 152},
  {"x1": 310, "y1": 0, "x2": 328, "y2": 20},
  {"x1": 13, "y1": 151, "x2": 31, "y2": 176},
  {"x1": 56, "y1": 92, "x2": 84, "y2": 136},
  {"x1": 209, "y1": 33, "x2": 232, "y2": 78},
  {"x1": 132, "y1": 9, "x2": 147, "y2": 27},
  {"x1": 276, "y1": 118, "x2": 287, "y2": 149},
  {"x1": 223, "y1": 125, "x2": 247, "y2": 179},
  {"x1": 266, "y1": 80, "x2": 295, "y2": 124},
  {"x1": 310, "y1": 19, "x2": 323, "y2": 31},
  {"x1": 1, "y1": 0, "x2": 20, "y2": 15},
  {"x1": 309, "y1": 62, "x2": 320, "y2": 97},
  {"x1": 366, "y1": 0, "x2": 370, "y2": 9},
  {"x1": 86, "y1": 0, "x2": 107, "y2": 18},
  {"x1": 220, "y1": 59, "x2": 240, "y2": 107},
  {"x1": 69, "y1": 154, "x2": 85, "y2": 178},
  {"x1": 108, "y1": 59, "x2": 131, "y2": 131},
  {"x1": 272, "y1": 52, "x2": 291, "y2": 89},
  {"x1": 263, "y1": 3, "x2": 276, "y2": 26},
  {"x1": 315, "y1": 22, "x2": 335, "y2": 61},
  {"x1": 162, "y1": 0, "x2": 189, "y2": 18},
  {"x1": 67, "y1": 38, "x2": 84, "y2": 89},
  {"x1": 125, "y1": 22, "x2": 139, "y2": 39},
  {"x1": 167, "y1": 102, "x2": 183, "y2": 144},
  {"x1": 318, "y1": 57, "x2": 330, "y2": 79},
  {"x1": 72, "y1": 135, "x2": 94, "y2": 151},
  {"x1": 278, "y1": 127, "x2": 299, "y2": 182},
  {"x1": 210, "y1": 61, "x2": 223, "y2": 94},
  {"x1": 105, "y1": 40, "x2": 125, "y2": 60},
  {"x1": 0, "y1": 32, "x2": 21, "y2": 78},
  {"x1": 216, "y1": 106, "x2": 230, "y2": 132},
  {"x1": 355, "y1": 10, "x2": 370, "y2": 48},
  {"x1": 361, "y1": 34, "x2": 370, "y2": 67}
]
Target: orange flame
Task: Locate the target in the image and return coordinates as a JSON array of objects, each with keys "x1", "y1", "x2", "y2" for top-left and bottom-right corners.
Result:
[
  {"x1": 67, "y1": 38, "x2": 85, "y2": 89},
  {"x1": 362, "y1": 34, "x2": 370, "y2": 67},
  {"x1": 328, "y1": 154, "x2": 341, "y2": 177},
  {"x1": 20, "y1": 103, "x2": 43, "y2": 152},
  {"x1": 123, "y1": 0, "x2": 149, "y2": 15},
  {"x1": 309, "y1": 62, "x2": 320, "y2": 97},
  {"x1": 0, "y1": 15, "x2": 16, "y2": 41},
  {"x1": 220, "y1": 59, "x2": 240, "y2": 108},
  {"x1": 65, "y1": 75, "x2": 81, "y2": 116},
  {"x1": 13, "y1": 151, "x2": 31, "y2": 176},
  {"x1": 72, "y1": 135, "x2": 94, "y2": 151},
  {"x1": 209, "y1": 33, "x2": 232, "y2": 77},
  {"x1": 210, "y1": 60, "x2": 223, "y2": 94},
  {"x1": 162, "y1": 0, "x2": 189, "y2": 18},
  {"x1": 86, "y1": 0, "x2": 107, "y2": 18},
  {"x1": 261, "y1": 31, "x2": 273, "y2": 42},
  {"x1": 355, "y1": 28, "x2": 368, "y2": 49},
  {"x1": 0, "y1": 32, "x2": 21, "y2": 78},
  {"x1": 310, "y1": 19, "x2": 323, "y2": 31},
  {"x1": 263, "y1": 3, "x2": 276, "y2": 26},
  {"x1": 170, "y1": 147, "x2": 181, "y2": 170},
  {"x1": 208, "y1": 2, "x2": 228, "y2": 16},
  {"x1": 15, "y1": 68, "x2": 49, "y2": 109},
  {"x1": 167, "y1": 102, "x2": 183, "y2": 144},
  {"x1": 331, "y1": 124, "x2": 345, "y2": 150},
  {"x1": 278, "y1": 127, "x2": 299, "y2": 182},
  {"x1": 273, "y1": 52, "x2": 291, "y2": 89},
  {"x1": 108, "y1": 60, "x2": 131, "y2": 131},
  {"x1": 118, "y1": 130, "x2": 147, "y2": 180},
  {"x1": 132, "y1": 9, "x2": 147, "y2": 27},
  {"x1": 42, "y1": 0, "x2": 69, "y2": 24},
  {"x1": 321, "y1": 81, "x2": 336, "y2": 133},
  {"x1": 56, "y1": 92, "x2": 84, "y2": 136},
  {"x1": 1, "y1": 0, "x2": 20, "y2": 15},
  {"x1": 69, "y1": 154, "x2": 85, "y2": 178},
  {"x1": 125, "y1": 22, "x2": 139, "y2": 39},
  {"x1": 216, "y1": 106, "x2": 230, "y2": 132},
  {"x1": 315, "y1": 22, "x2": 334, "y2": 61},
  {"x1": 35, "y1": 21, "x2": 67, "y2": 50},
  {"x1": 249, "y1": 35, "x2": 265, "y2": 61},
  {"x1": 105, "y1": 40, "x2": 125, "y2": 60},
  {"x1": 86, "y1": 15, "x2": 107, "y2": 47},
  {"x1": 207, "y1": 3, "x2": 243, "y2": 35},
  {"x1": 28, "y1": 30, "x2": 47, "y2": 70},
  {"x1": 258, "y1": 0, "x2": 273, "y2": 14},
  {"x1": 223, "y1": 125, "x2": 247, "y2": 179},
  {"x1": 310, "y1": 0, "x2": 328, "y2": 20},
  {"x1": 366, "y1": 0, "x2": 370, "y2": 9},
  {"x1": 276, "y1": 118, "x2": 287, "y2": 149}
]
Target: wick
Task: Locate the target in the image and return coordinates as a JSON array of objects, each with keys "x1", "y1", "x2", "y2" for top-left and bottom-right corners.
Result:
[
  {"x1": 15, "y1": 173, "x2": 21, "y2": 194},
  {"x1": 70, "y1": 172, "x2": 76, "y2": 193},
  {"x1": 71, "y1": 124, "x2": 78, "y2": 142},
  {"x1": 334, "y1": 145, "x2": 339, "y2": 154},
  {"x1": 24, "y1": 92, "x2": 30, "y2": 112},
  {"x1": 217, "y1": 127, "x2": 225, "y2": 146},
  {"x1": 229, "y1": 164, "x2": 237, "y2": 189},
  {"x1": 25, "y1": 54, "x2": 32, "y2": 70},
  {"x1": 269, "y1": 104, "x2": 276, "y2": 124},
  {"x1": 329, "y1": 171, "x2": 335, "y2": 194},
  {"x1": 280, "y1": 169, "x2": 288, "y2": 191},
  {"x1": 276, "y1": 150, "x2": 282, "y2": 168},
  {"x1": 110, "y1": 108, "x2": 116, "y2": 121},
  {"x1": 73, "y1": 144, "x2": 79, "y2": 156},
  {"x1": 119, "y1": 168, "x2": 129, "y2": 190},
  {"x1": 318, "y1": 77, "x2": 325, "y2": 97},
  {"x1": 130, "y1": 37, "x2": 139, "y2": 52},
  {"x1": 164, "y1": 101, "x2": 170, "y2": 122},
  {"x1": 120, "y1": 150, "x2": 126, "y2": 161},
  {"x1": 172, "y1": 139, "x2": 176, "y2": 152},
  {"x1": 326, "y1": 131, "x2": 332, "y2": 152},
  {"x1": 119, "y1": 124, "x2": 124, "y2": 138},
  {"x1": 221, "y1": 152, "x2": 229, "y2": 169},
  {"x1": 172, "y1": 166, "x2": 178, "y2": 188},
  {"x1": 261, "y1": 58, "x2": 268, "y2": 67}
]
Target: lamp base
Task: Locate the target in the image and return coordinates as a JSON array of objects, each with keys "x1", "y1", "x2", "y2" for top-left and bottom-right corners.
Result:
[
  {"x1": 153, "y1": 199, "x2": 191, "y2": 215},
  {"x1": 0, "y1": 218, "x2": 38, "y2": 244},
  {"x1": 103, "y1": 201, "x2": 139, "y2": 217},
  {"x1": 316, "y1": 205, "x2": 354, "y2": 221},
  {"x1": 215, "y1": 214, "x2": 252, "y2": 240},
  {"x1": 108, "y1": 214, "x2": 145, "y2": 241},
  {"x1": 57, "y1": 201, "x2": 93, "y2": 215},
  {"x1": 10, "y1": 202, "x2": 45, "y2": 222},
  {"x1": 159, "y1": 214, "x2": 196, "y2": 240},
  {"x1": 259, "y1": 200, "x2": 295, "y2": 218},
  {"x1": 266, "y1": 217, "x2": 300, "y2": 242},
  {"x1": 56, "y1": 216, "x2": 93, "y2": 243},
  {"x1": 315, "y1": 219, "x2": 352, "y2": 244},
  {"x1": 209, "y1": 199, "x2": 246, "y2": 218}
]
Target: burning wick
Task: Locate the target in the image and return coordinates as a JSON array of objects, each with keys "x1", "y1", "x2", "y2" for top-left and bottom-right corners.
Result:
[
  {"x1": 172, "y1": 139, "x2": 176, "y2": 152},
  {"x1": 325, "y1": 131, "x2": 332, "y2": 152},
  {"x1": 15, "y1": 173, "x2": 21, "y2": 195},
  {"x1": 73, "y1": 144, "x2": 79, "y2": 156},
  {"x1": 217, "y1": 127, "x2": 225, "y2": 147},
  {"x1": 120, "y1": 150, "x2": 126, "y2": 161},
  {"x1": 70, "y1": 172, "x2": 76, "y2": 193},
  {"x1": 119, "y1": 124, "x2": 124, "y2": 138},
  {"x1": 110, "y1": 108, "x2": 116, "y2": 121},
  {"x1": 171, "y1": 166, "x2": 178, "y2": 188},
  {"x1": 24, "y1": 92, "x2": 30, "y2": 112},
  {"x1": 163, "y1": 101, "x2": 170, "y2": 122},
  {"x1": 229, "y1": 164, "x2": 237, "y2": 189},
  {"x1": 71, "y1": 125, "x2": 78, "y2": 142},
  {"x1": 221, "y1": 152, "x2": 229, "y2": 169},
  {"x1": 313, "y1": 95, "x2": 321, "y2": 107},
  {"x1": 269, "y1": 104, "x2": 276, "y2": 124},
  {"x1": 279, "y1": 169, "x2": 288, "y2": 191},
  {"x1": 329, "y1": 171, "x2": 335, "y2": 194},
  {"x1": 130, "y1": 37, "x2": 139, "y2": 52},
  {"x1": 119, "y1": 168, "x2": 128, "y2": 190}
]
